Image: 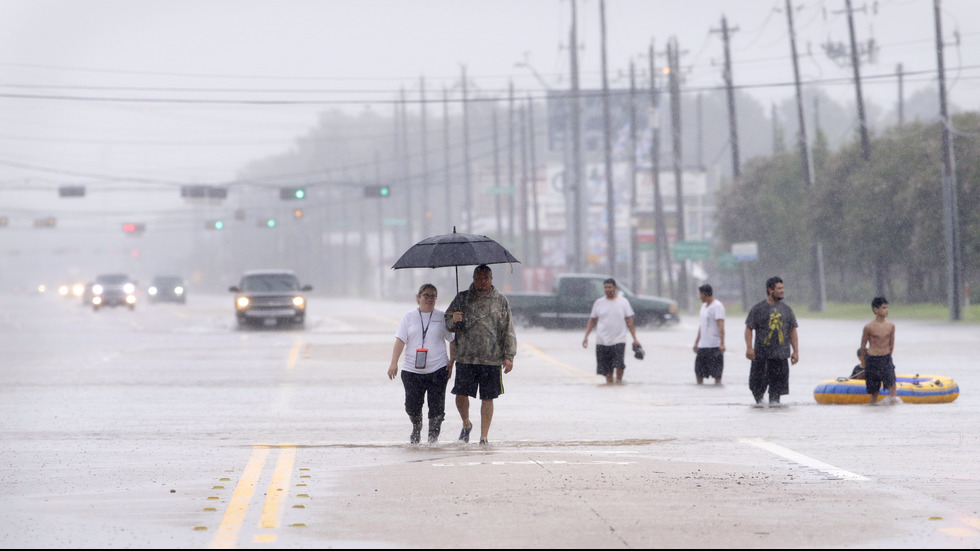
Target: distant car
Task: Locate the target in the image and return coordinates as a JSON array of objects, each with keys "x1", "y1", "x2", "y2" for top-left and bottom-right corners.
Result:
[
  {"x1": 229, "y1": 270, "x2": 312, "y2": 328},
  {"x1": 57, "y1": 282, "x2": 86, "y2": 299},
  {"x1": 91, "y1": 273, "x2": 137, "y2": 311},
  {"x1": 147, "y1": 275, "x2": 186, "y2": 304}
]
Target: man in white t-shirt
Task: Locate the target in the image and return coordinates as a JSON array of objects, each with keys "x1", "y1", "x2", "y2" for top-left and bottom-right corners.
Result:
[
  {"x1": 582, "y1": 278, "x2": 641, "y2": 384},
  {"x1": 693, "y1": 283, "x2": 726, "y2": 385}
]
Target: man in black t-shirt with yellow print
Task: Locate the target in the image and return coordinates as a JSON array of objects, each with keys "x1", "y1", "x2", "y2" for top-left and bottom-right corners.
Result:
[{"x1": 744, "y1": 276, "x2": 799, "y2": 407}]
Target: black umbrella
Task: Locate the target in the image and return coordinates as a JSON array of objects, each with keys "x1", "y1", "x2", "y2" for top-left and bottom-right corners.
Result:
[{"x1": 392, "y1": 227, "x2": 520, "y2": 294}]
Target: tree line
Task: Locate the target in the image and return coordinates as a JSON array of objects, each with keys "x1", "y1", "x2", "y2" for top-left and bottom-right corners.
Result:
[{"x1": 716, "y1": 112, "x2": 979, "y2": 306}]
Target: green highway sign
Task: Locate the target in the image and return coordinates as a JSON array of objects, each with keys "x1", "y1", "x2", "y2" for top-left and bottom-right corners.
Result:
[
  {"x1": 383, "y1": 218, "x2": 407, "y2": 226},
  {"x1": 717, "y1": 252, "x2": 737, "y2": 270},
  {"x1": 671, "y1": 240, "x2": 711, "y2": 260}
]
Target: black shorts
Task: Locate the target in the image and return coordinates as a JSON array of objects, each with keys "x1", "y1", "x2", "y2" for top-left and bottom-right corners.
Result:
[
  {"x1": 865, "y1": 354, "x2": 896, "y2": 394},
  {"x1": 595, "y1": 343, "x2": 626, "y2": 376},
  {"x1": 452, "y1": 363, "x2": 503, "y2": 400},
  {"x1": 695, "y1": 347, "x2": 724, "y2": 379}
]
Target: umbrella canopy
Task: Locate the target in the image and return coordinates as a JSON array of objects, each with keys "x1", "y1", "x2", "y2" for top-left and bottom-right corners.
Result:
[{"x1": 392, "y1": 227, "x2": 520, "y2": 293}]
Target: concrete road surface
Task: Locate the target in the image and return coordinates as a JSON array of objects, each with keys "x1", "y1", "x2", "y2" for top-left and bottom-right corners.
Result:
[{"x1": 1, "y1": 292, "x2": 977, "y2": 548}]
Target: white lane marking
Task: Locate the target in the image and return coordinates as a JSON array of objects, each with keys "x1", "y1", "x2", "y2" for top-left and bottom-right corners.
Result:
[{"x1": 740, "y1": 437, "x2": 868, "y2": 481}]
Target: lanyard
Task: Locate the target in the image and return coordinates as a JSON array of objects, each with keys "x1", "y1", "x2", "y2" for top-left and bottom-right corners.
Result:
[{"x1": 418, "y1": 309, "x2": 432, "y2": 346}]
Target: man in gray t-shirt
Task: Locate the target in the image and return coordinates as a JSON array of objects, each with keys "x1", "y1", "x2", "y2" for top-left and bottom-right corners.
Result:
[{"x1": 744, "y1": 276, "x2": 799, "y2": 406}]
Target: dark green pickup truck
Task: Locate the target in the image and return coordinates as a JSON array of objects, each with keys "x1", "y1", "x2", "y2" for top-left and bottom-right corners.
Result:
[{"x1": 507, "y1": 274, "x2": 679, "y2": 329}]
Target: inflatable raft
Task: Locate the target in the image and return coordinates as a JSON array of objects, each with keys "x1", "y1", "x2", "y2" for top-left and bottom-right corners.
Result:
[{"x1": 814, "y1": 374, "x2": 959, "y2": 405}]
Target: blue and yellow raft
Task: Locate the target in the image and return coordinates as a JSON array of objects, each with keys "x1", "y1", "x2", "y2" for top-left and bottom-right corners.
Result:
[{"x1": 814, "y1": 374, "x2": 959, "y2": 405}]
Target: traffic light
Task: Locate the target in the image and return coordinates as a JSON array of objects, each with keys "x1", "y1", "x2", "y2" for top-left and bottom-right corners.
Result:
[
  {"x1": 293, "y1": 209, "x2": 303, "y2": 219},
  {"x1": 258, "y1": 218, "x2": 276, "y2": 228},
  {"x1": 205, "y1": 220, "x2": 225, "y2": 230},
  {"x1": 122, "y1": 222, "x2": 146, "y2": 234},
  {"x1": 279, "y1": 187, "x2": 306, "y2": 200},
  {"x1": 364, "y1": 185, "x2": 390, "y2": 198},
  {"x1": 34, "y1": 217, "x2": 56, "y2": 228},
  {"x1": 58, "y1": 185, "x2": 85, "y2": 197},
  {"x1": 0, "y1": 216, "x2": 8, "y2": 227}
]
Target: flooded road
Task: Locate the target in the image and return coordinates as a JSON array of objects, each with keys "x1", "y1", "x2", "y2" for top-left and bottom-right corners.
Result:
[{"x1": 1, "y1": 292, "x2": 977, "y2": 548}]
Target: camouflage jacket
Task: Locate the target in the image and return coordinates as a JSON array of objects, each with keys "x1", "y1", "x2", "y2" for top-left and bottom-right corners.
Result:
[{"x1": 444, "y1": 284, "x2": 517, "y2": 365}]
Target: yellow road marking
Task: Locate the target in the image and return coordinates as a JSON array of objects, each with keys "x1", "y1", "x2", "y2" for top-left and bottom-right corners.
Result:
[
  {"x1": 521, "y1": 343, "x2": 593, "y2": 381},
  {"x1": 286, "y1": 339, "x2": 303, "y2": 370},
  {"x1": 209, "y1": 446, "x2": 270, "y2": 549},
  {"x1": 260, "y1": 445, "x2": 296, "y2": 530}
]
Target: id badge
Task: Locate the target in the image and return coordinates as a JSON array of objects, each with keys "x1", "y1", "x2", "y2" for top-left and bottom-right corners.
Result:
[{"x1": 415, "y1": 348, "x2": 428, "y2": 368}]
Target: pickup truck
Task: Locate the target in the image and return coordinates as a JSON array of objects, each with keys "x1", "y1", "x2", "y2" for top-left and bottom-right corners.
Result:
[{"x1": 507, "y1": 274, "x2": 679, "y2": 329}]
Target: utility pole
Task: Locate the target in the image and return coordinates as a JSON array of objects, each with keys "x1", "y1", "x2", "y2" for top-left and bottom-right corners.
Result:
[
  {"x1": 492, "y1": 108, "x2": 503, "y2": 237},
  {"x1": 528, "y1": 94, "x2": 542, "y2": 266},
  {"x1": 897, "y1": 63, "x2": 905, "y2": 126},
  {"x1": 668, "y1": 37, "x2": 688, "y2": 310},
  {"x1": 569, "y1": 0, "x2": 584, "y2": 271},
  {"x1": 649, "y1": 40, "x2": 672, "y2": 299},
  {"x1": 844, "y1": 0, "x2": 872, "y2": 161},
  {"x1": 508, "y1": 82, "x2": 517, "y2": 242},
  {"x1": 374, "y1": 151, "x2": 385, "y2": 299},
  {"x1": 934, "y1": 0, "x2": 962, "y2": 321},
  {"x1": 600, "y1": 0, "x2": 616, "y2": 276},
  {"x1": 419, "y1": 76, "x2": 430, "y2": 237},
  {"x1": 628, "y1": 62, "x2": 640, "y2": 292},
  {"x1": 442, "y1": 87, "x2": 453, "y2": 233},
  {"x1": 519, "y1": 104, "x2": 530, "y2": 270},
  {"x1": 461, "y1": 65, "x2": 473, "y2": 233},
  {"x1": 785, "y1": 0, "x2": 827, "y2": 312},
  {"x1": 400, "y1": 87, "x2": 413, "y2": 247},
  {"x1": 714, "y1": 15, "x2": 741, "y2": 179}
]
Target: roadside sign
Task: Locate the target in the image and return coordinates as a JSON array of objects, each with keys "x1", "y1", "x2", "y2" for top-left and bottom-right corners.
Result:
[
  {"x1": 732, "y1": 241, "x2": 759, "y2": 262},
  {"x1": 717, "y1": 252, "x2": 737, "y2": 270},
  {"x1": 672, "y1": 240, "x2": 711, "y2": 260}
]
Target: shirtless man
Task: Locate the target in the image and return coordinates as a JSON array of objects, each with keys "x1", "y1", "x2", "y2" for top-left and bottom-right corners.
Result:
[{"x1": 860, "y1": 296, "x2": 897, "y2": 404}]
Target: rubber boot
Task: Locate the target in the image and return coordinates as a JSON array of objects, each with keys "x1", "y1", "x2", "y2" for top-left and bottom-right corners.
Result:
[
  {"x1": 409, "y1": 415, "x2": 423, "y2": 444},
  {"x1": 427, "y1": 414, "x2": 444, "y2": 444}
]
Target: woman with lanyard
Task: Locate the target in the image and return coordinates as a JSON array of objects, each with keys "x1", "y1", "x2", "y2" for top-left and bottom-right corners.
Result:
[{"x1": 388, "y1": 283, "x2": 456, "y2": 444}]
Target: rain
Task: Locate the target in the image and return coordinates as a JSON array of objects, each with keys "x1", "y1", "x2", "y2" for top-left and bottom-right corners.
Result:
[{"x1": 2, "y1": 1, "x2": 979, "y2": 548}]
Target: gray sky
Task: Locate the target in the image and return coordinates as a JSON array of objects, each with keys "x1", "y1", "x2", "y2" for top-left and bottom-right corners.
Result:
[{"x1": 0, "y1": 0, "x2": 977, "y2": 197}]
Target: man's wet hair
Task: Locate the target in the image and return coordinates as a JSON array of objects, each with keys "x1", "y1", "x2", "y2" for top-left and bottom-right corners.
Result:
[
  {"x1": 871, "y1": 296, "x2": 888, "y2": 310},
  {"x1": 765, "y1": 276, "x2": 783, "y2": 292},
  {"x1": 603, "y1": 278, "x2": 617, "y2": 287},
  {"x1": 698, "y1": 284, "x2": 713, "y2": 296}
]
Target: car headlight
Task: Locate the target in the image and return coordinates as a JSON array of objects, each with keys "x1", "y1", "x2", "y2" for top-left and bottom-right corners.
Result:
[
  {"x1": 236, "y1": 297, "x2": 250, "y2": 309},
  {"x1": 72, "y1": 284, "x2": 85, "y2": 297},
  {"x1": 123, "y1": 283, "x2": 135, "y2": 294},
  {"x1": 58, "y1": 285, "x2": 69, "y2": 296},
  {"x1": 92, "y1": 284, "x2": 104, "y2": 295},
  {"x1": 148, "y1": 287, "x2": 158, "y2": 295},
  {"x1": 126, "y1": 295, "x2": 136, "y2": 304},
  {"x1": 174, "y1": 287, "x2": 184, "y2": 295},
  {"x1": 292, "y1": 296, "x2": 305, "y2": 308}
]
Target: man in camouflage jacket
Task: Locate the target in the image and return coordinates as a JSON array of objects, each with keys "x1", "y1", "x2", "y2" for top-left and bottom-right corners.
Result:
[{"x1": 445, "y1": 264, "x2": 516, "y2": 445}]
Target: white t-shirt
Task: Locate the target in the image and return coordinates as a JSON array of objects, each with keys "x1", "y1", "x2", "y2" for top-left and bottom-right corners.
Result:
[
  {"x1": 698, "y1": 299, "x2": 726, "y2": 348},
  {"x1": 588, "y1": 294, "x2": 635, "y2": 346},
  {"x1": 395, "y1": 308, "x2": 454, "y2": 374}
]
